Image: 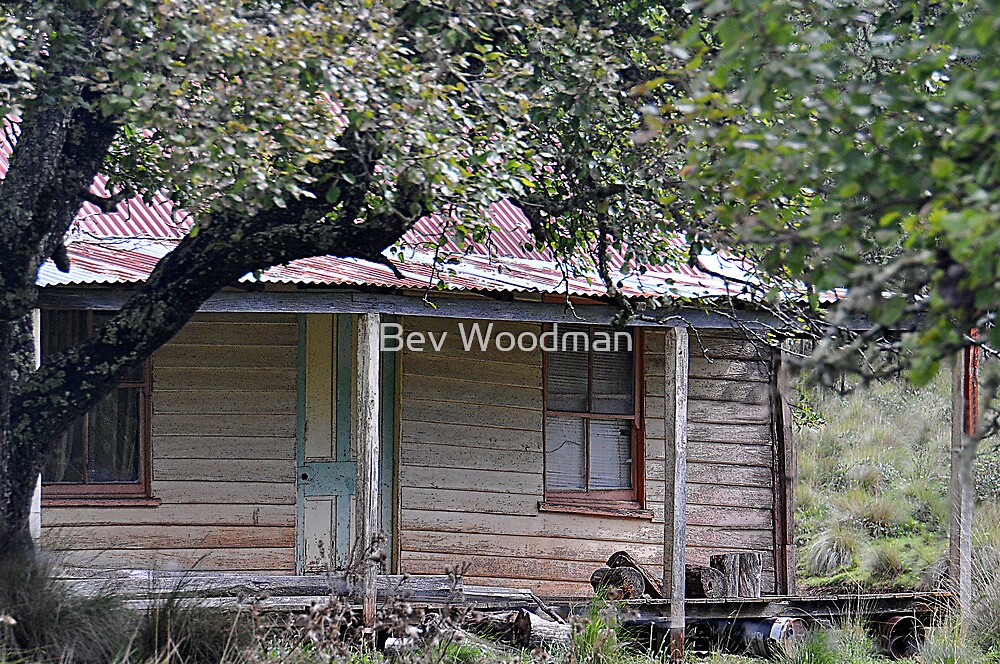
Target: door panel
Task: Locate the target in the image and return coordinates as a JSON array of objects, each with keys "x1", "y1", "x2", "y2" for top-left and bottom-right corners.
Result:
[{"x1": 298, "y1": 314, "x2": 395, "y2": 573}]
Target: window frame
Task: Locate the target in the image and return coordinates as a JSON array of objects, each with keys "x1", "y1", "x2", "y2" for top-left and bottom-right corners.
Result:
[
  {"x1": 541, "y1": 324, "x2": 645, "y2": 510},
  {"x1": 40, "y1": 309, "x2": 154, "y2": 502}
]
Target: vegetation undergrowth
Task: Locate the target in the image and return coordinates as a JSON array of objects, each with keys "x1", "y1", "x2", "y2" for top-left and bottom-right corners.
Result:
[
  {"x1": 0, "y1": 564, "x2": 665, "y2": 664},
  {"x1": 794, "y1": 368, "x2": 957, "y2": 594},
  {"x1": 794, "y1": 366, "x2": 1000, "y2": 659}
]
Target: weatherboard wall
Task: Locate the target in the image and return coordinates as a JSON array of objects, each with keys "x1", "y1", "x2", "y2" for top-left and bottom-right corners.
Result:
[
  {"x1": 41, "y1": 313, "x2": 299, "y2": 573},
  {"x1": 39, "y1": 311, "x2": 782, "y2": 595},
  {"x1": 395, "y1": 318, "x2": 780, "y2": 596}
]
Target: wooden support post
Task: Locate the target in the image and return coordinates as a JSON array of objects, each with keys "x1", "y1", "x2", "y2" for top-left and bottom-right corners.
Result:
[
  {"x1": 949, "y1": 346, "x2": 978, "y2": 629},
  {"x1": 663, "y1": 327, "x2": 688, "y2": 662},
  {"x1": 772, "y1": 348, "x2": 797, "y2": 594},
  {"x1": 355, "y1": 313, "x2": 382, "y2": 630},
  {"x1": 29, "y1": 309, "x2": 41, "y2": 544}
]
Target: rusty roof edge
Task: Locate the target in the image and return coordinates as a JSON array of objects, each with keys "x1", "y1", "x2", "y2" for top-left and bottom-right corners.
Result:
[{"x1": 37, "y1": 236, "x2": 761, "y2": 303}]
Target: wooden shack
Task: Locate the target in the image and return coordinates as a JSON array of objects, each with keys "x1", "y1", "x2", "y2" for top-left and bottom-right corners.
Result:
[{"x1": 34, "y1": 205, "x2": 796, "y2": 606}]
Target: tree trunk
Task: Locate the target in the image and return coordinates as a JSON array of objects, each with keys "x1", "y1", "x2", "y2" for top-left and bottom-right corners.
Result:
[
  {"x1": 590, "y1": 565, "x2": 646, "y2": 599},
  {"x1": 468, "y1": 610, "x2": 572, "y2": 648},
  {"x1": 0, "y1": 314, "x2": 39, "y2": 560},
  {"x1": 606, "y1": 550, "x2": 664, "y2": 598}
]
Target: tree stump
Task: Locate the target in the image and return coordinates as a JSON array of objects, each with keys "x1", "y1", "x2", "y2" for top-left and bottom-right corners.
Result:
[
  {"x1": 710, "y1": 552, "x2": 762, "y2": 598},
  {"x1": 590, "y1": 565, "x2": 646, "y2": 599},
  {"x1": 684, "y1": 565, "x2": 727, "y2": 599}
]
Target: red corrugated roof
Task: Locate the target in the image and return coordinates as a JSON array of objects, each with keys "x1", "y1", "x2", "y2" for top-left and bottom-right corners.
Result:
[{"x1": 4, "y1": 117, "x2": 752, "y2": 299}]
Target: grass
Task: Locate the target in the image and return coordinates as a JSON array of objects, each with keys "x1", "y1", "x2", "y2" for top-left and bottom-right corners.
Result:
[
  {"x1": 792, "y1": 366, "x2": 1000, "y2": 658},
  {"x1": 793, "y1": 368, "x2": 964, "y2": 593},
  {"x1": 0, "y1": 555, "x2": 132, "y2": 663}
]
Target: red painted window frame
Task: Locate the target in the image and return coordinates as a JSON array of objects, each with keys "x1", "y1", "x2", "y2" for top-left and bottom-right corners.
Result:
[
  {"x1": 40, "y1": 309, "x2": 154, "y2": 503},
  {"x1": 541, "y1": 324, "x2": 645, "y2": 509}
]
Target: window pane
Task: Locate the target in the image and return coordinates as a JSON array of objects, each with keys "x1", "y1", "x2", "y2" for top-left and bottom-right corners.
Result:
[
  {"x1": 592, "y1": 344, "x2": 633, "y2": 415},
  {"x1": 545, "y1": 416, "x2": 586, "y2": 491},
  {"x1": 41, "y1": 310, "x2": 88, "y2": 357},
  {"x1": 43, "y1": 416, "x2": 86, "y2": 483},
  {"x1": 88, "y1": 388, "x2": 141, "y2": 483},
  {"x1": 589, "y1": 419, "x2": 632, "y2": 490},
  {"x1": 546, "y1": 325, "x2": 589, "y2": 412}
]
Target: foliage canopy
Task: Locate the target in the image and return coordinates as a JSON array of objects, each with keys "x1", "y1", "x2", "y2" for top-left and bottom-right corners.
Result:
[{"x1": 661, "y1": 0, "x2": 1000, "y2": 387}]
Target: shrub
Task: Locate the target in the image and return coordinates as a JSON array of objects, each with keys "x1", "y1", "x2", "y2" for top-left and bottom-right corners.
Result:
[{"x1": 863, "y1": 543, "x2": 905, "y2": 583}]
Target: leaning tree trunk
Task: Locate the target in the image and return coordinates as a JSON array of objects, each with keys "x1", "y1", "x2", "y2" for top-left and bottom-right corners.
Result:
[{"x1": 0, "y1": 314, "x2": 39, "y2": 560}]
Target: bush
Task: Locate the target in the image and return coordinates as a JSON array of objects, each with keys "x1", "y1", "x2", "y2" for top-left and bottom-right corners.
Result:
[{"x1": 804, "y1": 524, "x2": 865, "y2": 577}]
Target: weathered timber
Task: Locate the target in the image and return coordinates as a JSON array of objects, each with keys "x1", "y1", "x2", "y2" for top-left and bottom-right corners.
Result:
[
  {"x1": 949, "y1": 347, "x2": 977, "y2": 628},
  {"x1": 685, "y1": 565, "x2": 727, "y2": 599},
  {"x1": 356, "y1": 312, "x2": 382, "y2": 628},
  {"x1": 710, "y1": 553, "x2": 740, "y2": 599},
  {"x1": 462, "y1": 585, "x2": 564, "y2": 620},
  {"x1": 62, "y1": 571, "x2": 461, "y2": 602},
  {"x1": 741, "y1": 553, "x2": 763, "y2": 598},
  {"x1": 606, "y1": 550, "x2": 664, "y2": 599},
  {"x1": 41, "y1": 289, "x2": 782, "y2": 328},
  {"x1": 469, "y1": 609, "x2": 572, "y2": 648},
  {"x1": 664, "y1": 327, "x2": 689, "y2": 662},
  {"x1": 772, "y1": 348, "x2": 797, "y2": 594},
  {"x1": 56, "y1": 547, "x2": 295, "y2": 572},
  {"x1": 589, "y1": 566, "x2": 646, "y2": 599},
  {"x1": 709, "y1": 552, "x2": 763, "y2": 598}
]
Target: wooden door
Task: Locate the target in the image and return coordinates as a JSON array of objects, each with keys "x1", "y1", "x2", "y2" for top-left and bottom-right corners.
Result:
[{"x1": 297, "y1": 314, "x2": 396, "y2": 573}]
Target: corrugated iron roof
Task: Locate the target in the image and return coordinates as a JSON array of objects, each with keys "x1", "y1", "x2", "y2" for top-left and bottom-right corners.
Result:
[
  {"x1": 39, "y1": 238, "x2": 750, "y2": 300},
  {"x1": 4, "y1": 117, "x2": 754, "y2": 300}
]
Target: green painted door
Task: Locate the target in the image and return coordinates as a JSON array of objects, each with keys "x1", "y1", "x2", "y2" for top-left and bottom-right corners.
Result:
[{"x1": 297, "y1": 314, "x2": 396, "y2": 573}]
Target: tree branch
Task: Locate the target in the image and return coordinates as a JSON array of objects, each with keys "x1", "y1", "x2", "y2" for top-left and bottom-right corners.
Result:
[
  {"x1": 80, "y1": 188, "x2": 132, "y2": 214},
  {"x1": 9, "y1": 126, "x2": 432, "y2": 484}
]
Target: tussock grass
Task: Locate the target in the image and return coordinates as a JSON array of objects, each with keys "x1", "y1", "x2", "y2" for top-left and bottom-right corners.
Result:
[
  {"x1": 862, "y1": 543, "x2": 905, "y2": 582},
  {"x1": 0, "y1": 555, "x2": 131, "y2": 663},
  {"x1": 794, "y1": 368, "x2": 964, "y2": 592},
  {"x1": 795, "y1": 366, "x2": 1000, "y2": 655},
  {"x1": 804, "y1": 523, "x2": 865, "y2": 577},
  {"x1": 134, "y1": 591, "x2": 253, "y2": 663}
]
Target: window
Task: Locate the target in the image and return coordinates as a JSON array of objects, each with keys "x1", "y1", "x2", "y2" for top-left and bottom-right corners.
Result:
[
  {"x1": 41, "y1": 310, "x2": 153, "y2": 500},
  {"x1": 542, "y1": 324, "x2": 644, "y2": 512}
]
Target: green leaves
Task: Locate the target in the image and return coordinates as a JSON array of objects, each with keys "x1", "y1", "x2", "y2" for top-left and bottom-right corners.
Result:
[
  {"x1": 930, "y1": 156, "x2": 955, "y2": 180},
  {"x1": 673, "y1": 0, "x2": 1000, "y2": 383}
]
